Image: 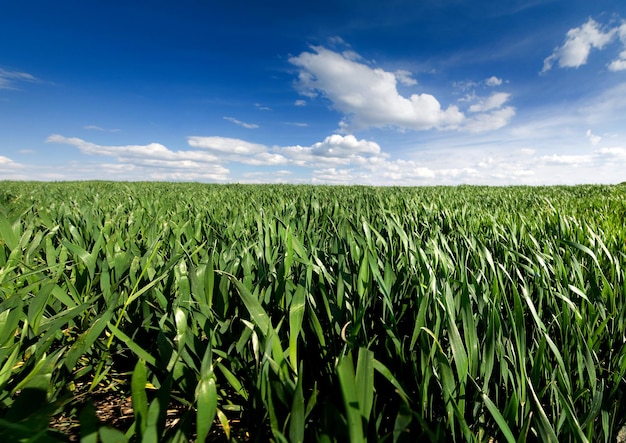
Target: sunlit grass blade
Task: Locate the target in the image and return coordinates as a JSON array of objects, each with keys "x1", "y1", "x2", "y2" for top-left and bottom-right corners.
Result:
[
  {"x1": 337, "y1": 352, "x2": 365, "y2": 443},
  {"x1": 218, "y1": 270, "x2": 272, "y2": 336}
]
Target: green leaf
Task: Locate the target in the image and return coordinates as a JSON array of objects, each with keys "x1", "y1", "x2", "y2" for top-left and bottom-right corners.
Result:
[
  {"x1": 27, "y1": 282, "x2": 55, "y2": 335},
  {"x1": 0, "y1": 346, "x2": 20, "y2": 389},
  {"x1": 0, "y1": 214, "x2": 19, "y2": 251},
  {"x1": 106, "y1": 322, "x2": 157, "y2": 367},
  {"x1": 444, "y1": 284, "x2": 469, "y2": 382},
  {"x1": 79, "y1": 403, "x2": 100, "y2": 443},
  {"x1": 289, "y1": 285, "x2": 306, "y2": 372},
  {"x1": 216, "y1": 362, "x2": 248, "y2": 401},
  {"x1": 481, "y1": 391, "x2": 516, "y2": 443},
  {"x1": 64, "y1": 309, "x2": 113, "y2": 371},
  {"x1": 527, "y1": 379, "x2": 558, "y2": 443},
  {"x1": 62, "y1": 239, "x2": 97, "y2": 281},
  {"x1": 196, "y1": 377, "x2": 217, "y2": 442},
  {"x1": 98, "y1": 426, "x2": 128, "y2": 443},
  {"x1": 289, "y1": 363, "x2": 305, "y2": 443},
  {"x1": 393, "y1": 402, "x2": 412, "y2": 443},
  {"x1": 373, "y1": 359, "x2": 409, "y2": 404},
  {"x1": 218, "y1": 271, "x2": 272, "y2": 336},
  {"x1": 337, "y1": 353, "x2": 364, "y2": 443},
  {"x1": 142, "y1": 399, "x2": 160, "y2": 443},
  {"x1": 355, "y1": 347, "x2": 374, "y2": 421},
  {"x1": 131, "y1": 360, "x2": 149, "y2": 437}
]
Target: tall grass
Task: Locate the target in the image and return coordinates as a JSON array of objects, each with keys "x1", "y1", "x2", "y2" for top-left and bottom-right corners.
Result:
[{"x1": 0, "y1": 182, "x2": 625, "y2": 441}]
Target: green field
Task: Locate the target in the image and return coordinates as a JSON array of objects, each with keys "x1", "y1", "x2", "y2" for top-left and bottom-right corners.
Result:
[{"x1": 1, "y1": 182, "x2": 625, "y2": 442}]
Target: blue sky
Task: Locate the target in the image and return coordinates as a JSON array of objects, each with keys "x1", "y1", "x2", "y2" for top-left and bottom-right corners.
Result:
[{"x1": 1, "y1": 0, "x2": 626, "y2": 185}]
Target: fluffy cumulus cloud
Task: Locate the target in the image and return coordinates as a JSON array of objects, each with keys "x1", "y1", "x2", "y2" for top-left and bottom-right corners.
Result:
[
  {"x1": 277, "y1": 134, "x2": 384, "y2": 167},
  {"x1": 289, "y1": 46, "x2": 465, "y2": 131},
  {"x1": 542, "y1": 18, "x2": 626, "y2": 72},
  {"x1": 310, "y1": 134, "x2": 380, "y2": 157},
  {"x1": 485, "y1": 76, "x2": 503, "y2": 86},
  {"x1": 289, "y1": 46, "x2": 515, "y2": 133}
]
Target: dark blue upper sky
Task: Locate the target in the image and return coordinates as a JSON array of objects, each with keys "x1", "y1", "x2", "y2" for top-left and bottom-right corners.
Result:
[{"x1": 2, "y1": 0, "x2": 626, "y2": 184}]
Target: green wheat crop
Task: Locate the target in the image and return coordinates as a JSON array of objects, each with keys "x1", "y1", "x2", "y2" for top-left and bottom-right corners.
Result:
[{"x1": 0, "y1": 182, "x2": 625, "y2": 442}]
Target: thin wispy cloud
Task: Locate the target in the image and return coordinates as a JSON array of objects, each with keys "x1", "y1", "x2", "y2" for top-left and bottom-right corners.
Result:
[
  {"x1": 223, "y1": 117, "x2": 259, "y2": 129},
  {"x1": 0, "y1": 68, "x2": 37, "y2": 90},
  {"x1": 84, "y1": 125, "x2": 121, "y2": 132}
]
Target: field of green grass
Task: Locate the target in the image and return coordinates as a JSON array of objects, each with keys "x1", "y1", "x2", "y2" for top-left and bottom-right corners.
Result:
[{"x1": 1, "y1": 182, "x2": 625, "y2": 442}]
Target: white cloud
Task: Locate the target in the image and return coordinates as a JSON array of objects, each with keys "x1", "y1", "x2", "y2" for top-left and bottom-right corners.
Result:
[
  {"x1": 46, "y1": 135, "x2": 229, "y2": 181},
  {"x1": 188, "y1": 134, "x2": 383, "y2": 168},
  {"x1": 463, "y1": 92, "x2": 515, "y2": 132},
  {"x1": 468, "y1": 92, "x2": 511, "y2": 112},
  {"x1": 608, "y1": 24, "x2": 626, "y2": 71},
  {"x1": 0, "y1": 155, "x2": 19, "y2": 167},
  {"x1": 241, "y1": 152, "x2": 289, "y2": 166},
  {"x1": 395, "y1": 69, "x2": 418, "y2": 86},
  {"x1": 312, "y1": 167, "x2": 355, "y2": 184},
  {"x1": 84, "y1": 125, "x2": 120, "y2": 132},
  {"x1": 465, "y1": 108, "x2": 516, "y2": 132},
  {"x1": 328, "y1": 36, "x2": 348, "y2": 46},
  {"x1": 310, "y1": 134, "x2": 380, "y2": 157},
  {"x1": 290, "y1": 46, "x2": 514, "y2": 133},
  {"x1": 188, "y1": 136, "x2": 267, "y2": 155},
  {"x1": 596, "y1": 146, "x2": 626, "y2": 159},
  {"x1": 10, "y1": 127, "x2": 626, "y2": 185},
  {"x1": 453, "y1": 80, "x2": 479, "y2": 91},
  {"x1": 540, "y1": 153, "x2": 592, "y2": 165},
  {"x1": 278, "y1": 134, "x2": 385, "y2": 167},
  {"x1": 294, "y1": 100, "x2": 307, "y2": 107},
  {"x1": 542, "y1": 18, "x2": 618, "y2": 72},
  {"x1": 608, "y1": 54, "x2": 626, "y2": 71},
  {"x1": 485, "y1": 76, "x2": 503, "y2": 86},
  {"x1": 223, "y1": 117, "x2": 259, "y2": 129},
  {"x1": 289, "y1": 46, "x2": 465, "y2": 131},
  {"x1": 586, "y1": 129, "x2": 602, "y2": 145},
  {"x1": 0, "y1": 68, "x2": 37, "y2": 90}
]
